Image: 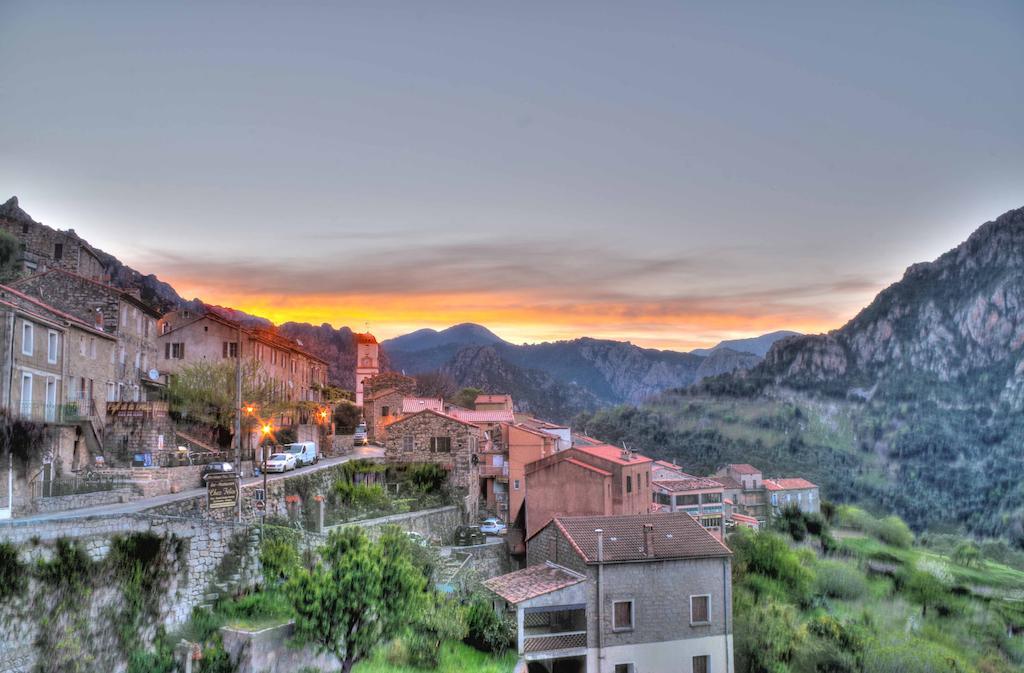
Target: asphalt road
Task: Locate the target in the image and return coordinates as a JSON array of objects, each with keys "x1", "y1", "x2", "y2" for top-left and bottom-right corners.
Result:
[{"x1": 5, "y1": 445, "x2": 385, "y2": 524}]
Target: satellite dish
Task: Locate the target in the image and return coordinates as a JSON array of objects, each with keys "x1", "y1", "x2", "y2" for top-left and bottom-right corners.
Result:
[{"x1": 148, "y1": 369, "x2": 160, "y2": 381}]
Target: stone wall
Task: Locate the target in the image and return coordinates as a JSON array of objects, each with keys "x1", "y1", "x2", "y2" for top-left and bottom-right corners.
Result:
[
  {"x1": 457, "y1": 539, "x2": 512, "y2": 581},
  {"x1": 0, "y1": 512, "x2": 263, "y2": 673},
  {"x1": 0, "y1": 207, "x2": 105, "y2": 281},
  {"x1": 220, "y1": 622, "x2": 341, "y2": 673},
  {"x1": 103, "y1": 401, "x2": 175, "y2": 464},
  {"x1": 327, "y1": 504, "x2": 463, "y2": 543},
  {"x1": 28, "y1": 486, "x2": 134, "y2": 514}
]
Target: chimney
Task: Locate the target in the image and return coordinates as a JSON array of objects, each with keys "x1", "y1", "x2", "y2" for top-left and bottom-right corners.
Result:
[
  {"x1": 643, "y1": 523, "x2": 655, "y2": 558},
  {"x1": 595, "y1": 529, "x2": 604, "y2": 563},
  {"x1": 621, "y1": 447, "x2": 631, "y2": 461}
]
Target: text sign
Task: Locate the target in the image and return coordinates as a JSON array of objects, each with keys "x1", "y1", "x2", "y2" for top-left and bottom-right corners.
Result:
[{"x1": 207, "y1": 474, "x2": 239, "y2": 510}]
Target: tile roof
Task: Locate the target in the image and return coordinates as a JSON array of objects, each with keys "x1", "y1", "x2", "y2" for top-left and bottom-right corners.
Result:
[
  {"x1": 11, "y1": 268, "x2": 160, "y2": 315},
  {"x1": 727, "y1": 463, "x2": 761, "y2": 474},
  {"x1": 713, "y1": 475, "x2": 744, "y2": 490},
  {"x1": 366, "y1": 387, "x2": 401, "y2": 401},
  {"x1": 389, "y1": 408, "x2": 480, "y2": 429},
  {"x1": 0, "y1": 284, "x2": 114, "y2": 338},
  {"x1": 553, "y1": 512, "x2": 731, "y2": 563},
  {"x1": 764, "y1": 477, "x2": 817, "y2": 491},
  {"x1": 401, "y1": 397, "x2": 444, "y2": 413},
  {"x1": 653, "y1": 478, "x2": 724, "y2": 493},
  {"x1": 475, "y1": 394, "x2": 512, "y2": 404},
  {"x1": 448, "y1": 409, "x2": 515, "y2": 424},
  {"x1": 355, "y1": 332, "x2": 377, "y2": 344},
  {"x1": 482, "y1": 562, "x2": 585, "y2": 604},
  {"x1": 565, "y1": 458, "x2": 612, "y2": 477},
  {"x1": 509, "y1": 423, "x2": 559, "y2": 440},
  {"x1": 573, "y1": 444, "x2": 652, "y2": 466}
]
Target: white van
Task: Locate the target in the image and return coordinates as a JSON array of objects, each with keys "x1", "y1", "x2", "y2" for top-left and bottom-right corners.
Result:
[{"x1": 284, "y1": 441, "x2": 318, "y2": 467}]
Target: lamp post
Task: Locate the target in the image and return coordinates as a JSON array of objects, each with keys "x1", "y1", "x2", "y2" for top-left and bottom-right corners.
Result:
[{"x1": 260, "y1": 422, "x2": 272, "y2": 532}]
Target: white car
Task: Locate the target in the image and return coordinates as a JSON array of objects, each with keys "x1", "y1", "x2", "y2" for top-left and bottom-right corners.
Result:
[
  {"x1": 353, "y1": 423, "x2": 369, "y2": 446},
  {"x1": 265, "y1": 452, "x2": 297, "y2": 473},
  {"x1": 480, "y1": 518, "x2": 507, "y2": 535},
  {"x1": 284, "y1": 441, "x2": 319, "y2": 467}
]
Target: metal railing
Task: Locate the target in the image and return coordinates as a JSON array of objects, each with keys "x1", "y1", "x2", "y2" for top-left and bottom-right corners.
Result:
[
  {"x1": 31, "y1": 473, "x2": 130, "y2": 499},
  {"x1": 523, "y1": 631, "x2": 587, "y2": 653},
  {"x1": 479, "y1": 464, "x2": 510, "y2": 478}
]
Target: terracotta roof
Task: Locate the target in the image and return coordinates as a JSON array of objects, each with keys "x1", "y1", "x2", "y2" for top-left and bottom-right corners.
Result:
[
  {"x1": 475, "y1": 394, "x2": 512, "y2": 404},
  {"x1": 366, "y1": 387, "x2": 401, "y2": 401},
  {"x1": 764, "y1": 477, "x2": 817, "y2": 491},
  {"x1": 355, "y1": 332, "x2": 377, "y2": 344},
  {"x1": 388, "y1": 408, "x2": 480, "y2": 429},
  {"x1": 714, "y1": 475, "x2": 743, "y2": 490},
  {"x1": 573, "y1": 444, "x2": 652, "y2": 466},
  {"x1": 509, "y1": 423, "x2": 559, "y2": 440},
  {"x1": 564, "y1": 458, "x2": 612, "y2": 477},
  {"x1": 482, "y1": 562, "x2": 585, "y2": 604},
  {"x1": 448, "y1": 409, "x2": 514, "y2": 424},
  {"x1": 727, "y1": 463, "x2": 761, "y2": 474},
  {"x1": 552, "y1": 512, "x2": 731, "y2": 563},
  {"x1": 653, "y1": 478, "x2": 723, "y2": 493},
  {"x1": 402, "y1": 397, "x2": 443, "y2": 413}
]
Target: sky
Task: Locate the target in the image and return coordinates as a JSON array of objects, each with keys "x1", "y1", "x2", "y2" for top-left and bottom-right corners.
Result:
[{"x1": 1, "y1": 1, "x2": 1022, "y2": 350}]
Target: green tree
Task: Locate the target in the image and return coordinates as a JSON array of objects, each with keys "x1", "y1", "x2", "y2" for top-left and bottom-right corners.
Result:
[
  {"x1": 406, "y1": 593, "x2": 468, "y2": 668},
  {"x1": 952, "y1": 541, "x2": 981, "y2": 568},
  {"x1": 285, "y1": 526, "x2": 427, "y2": 673},
  {"x1": 168, "y1": 359, "x2": 281, "y2": 444},
  {"x1": 900, "y1": 569, "x2": 945, "y2": 617},
  {"x1": 734, "y1": 594, "x2": 803, "y2": 673},
  {"x1": 0, "y1": 230, "x2": 20, "y2": 283},
  {"x1": 452, "y1": 387, "x2": 484, "y2": 409}
]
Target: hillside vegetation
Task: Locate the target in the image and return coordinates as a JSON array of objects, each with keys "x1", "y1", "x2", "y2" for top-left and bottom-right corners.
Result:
[{"x1": 732, "y1": 506, "x2": 1024, "y2": 673}]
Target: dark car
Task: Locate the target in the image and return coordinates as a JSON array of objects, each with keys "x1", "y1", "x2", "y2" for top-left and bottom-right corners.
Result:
[{"x1": 201, "y1": 462, "x2": 235, "y2": 482}]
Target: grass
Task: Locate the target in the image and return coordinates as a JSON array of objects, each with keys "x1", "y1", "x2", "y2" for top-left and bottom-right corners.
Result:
[{"x1": 354, "y1": 641, "x2": 518, "y2": 673}]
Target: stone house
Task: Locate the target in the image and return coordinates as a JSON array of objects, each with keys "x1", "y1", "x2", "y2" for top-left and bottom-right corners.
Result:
[
  {"x1": 765, "y1": 478, "x2": 820, "y2": 516},
  {"x1": 525, "y1": 444, "x2": 653, "y2": 541},
  {"x1": 714, "y1": 464, "x2": 768, "y2": 522},
  {"x1": 11, "y1": 268, "x2": 162, "y2": 403},
  {"x1": 363, "y1": 387, "x2": 405, "y2": 443},
  {"x1": 652, "y1": 478, "x2": 726, "y2": 540},
  {"x1": 0, "y1": 197, "x2": 106, "y2": 282},
  {"x1": 157, "y1": 308, "x2": 328, "y2": 405},
  {"x1": 486, "y1": 512, "x2": 734, "y2": 673},
  {"x1": 383, "y1": 408, "x2": 483, "y2": 513}
]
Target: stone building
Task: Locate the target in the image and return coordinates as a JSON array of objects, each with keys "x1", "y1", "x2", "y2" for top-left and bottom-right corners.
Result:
[
  {"x1": 486, "y1": 512, "x2": 734, "y2": 673},
  {"x1": 765, "y1": 478, "x2": 820, "y2": 517},
  {"x1": 383, "y1": 408, "x2": 483, "y2": 513},
  {"x1": 157, "y1": 308, "x2": 328, "y2": 405},
  {"x1": 0, "y1": 196, "x2": 106, "y2": 282},
  {"x1": 10, "y1": 268, "x2": 162, "y2": 403}
]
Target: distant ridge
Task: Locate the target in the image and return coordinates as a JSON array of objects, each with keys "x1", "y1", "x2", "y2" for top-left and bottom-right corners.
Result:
[{"x1": 690, "y1": 330, "x2": 801, "y2": 357}]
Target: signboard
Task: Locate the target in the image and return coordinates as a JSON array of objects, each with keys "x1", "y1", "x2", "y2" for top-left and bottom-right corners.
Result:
[
  {"x1": 207, "y1": 473, "x2": 239, "y2": 510},
  {"x1": 253, "y1": 488, "x2": 266, "y2": 502}
]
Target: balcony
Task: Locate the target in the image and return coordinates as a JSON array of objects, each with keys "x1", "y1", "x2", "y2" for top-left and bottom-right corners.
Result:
[
  {"x1": 522, "y1": 607, "x2": 587, "y2": 656},
  {"x1": 15, "y1": 400, "x2": 95, "y2": 424},
  {"x1": 479, "y1": 463, "x2": 510, "y2": 478}
]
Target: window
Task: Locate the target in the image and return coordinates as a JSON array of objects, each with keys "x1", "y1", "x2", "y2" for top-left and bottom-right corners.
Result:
[
  {"x1": 21, "y1": 321, "x2": 33, "y2": 356},
  {"x1": 700, "y1": 515, "x2": 722, "y2": 529},
  {"x1": 381, "y1": 405, "x2": 389, "y2": 417},
  {"x1": 693, "y1": 655, "x2": 710, "y2": 673},
  {"x1": 106, "y1": 382, "x2": 117, "y2": 402},
  {"x1": 677, "y1": 494, "x2": 700, "y2": 506},
  {"x1": 223, "y1": 341, "x2": 238, "y2": 358},
  {"x1": 20, "y1": 373, "x2": 32, "y2": 416},
  {"x1": 655, "y1": 491, "x2": 671, "y2": 506},
  {"x1": 429, "y1": 436, "x2": 451, "y2": 453},
  {"x1": 166, "y1": 343, "x2": 185, "y2": 359},
  {"x1": 690, "y1": 595, "x2": 711, "y2": 625},
  {"x1": 702, "y1": 492, "x2": 722, "y2": 504},
  {"x1": 47, "y1": 330, "x2": 59, "y2": 364},
  {"x1": 612, "y1": 600, "x2": 633, "y2": 631},
  {"x1": 468, "y1": 436, "x2": 478, "y2": 452},
  {"x1": 614, "y1": 665, "x2": 634, "y2": 673},
  {"x1": 513, "y1": 479, "x2": 521, "y2": 490},
  {"x1": 626, "y1": 475, "x2": 632, "y2": 493},
  {"x1": 54, "y1": 243, "x2": 63, "y2": 260},
  {"x1": 402, "y1": 435, "x2": 414, "y2": 452},
  {"x1": 89, "y1": 337, "x2": 96, "y2": 359}
]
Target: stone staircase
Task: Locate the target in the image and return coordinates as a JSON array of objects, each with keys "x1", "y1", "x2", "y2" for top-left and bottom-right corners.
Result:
[{"x1": 435, "y1": 548, "x2": 470, "y2": 587}]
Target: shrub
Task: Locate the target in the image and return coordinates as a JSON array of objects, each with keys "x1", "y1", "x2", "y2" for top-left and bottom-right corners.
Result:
[
  {"x1": 0, "y1": 541, "x2": 26, "y2": 603},
  {"x1": 260, "y1": 526, "x2": 301, "y2": 584},
  {"x1": 863, "y1": 639, "x2": 972, "y2": 673},
  {"x1": 815, "y1": 560, "x2": 868, "y2": 600},
  {"x1": 407, "y1": 463, "x2": 448, "y2": 493},
  {"x1": 334, "y1": 481, "x2": 390, "y2": 511},
  {"x1": 730, "y1": 528, "x2": 815, "y2": 603},
  {"x1": 407, "y1": 594, "x2": 467, "y2": 668},
  {"x1": 464, "y1": 596, "x2": 515, "y2": 654},
  {"x1": 876, "y1": 516, "x2": 914, "y2": 548}
]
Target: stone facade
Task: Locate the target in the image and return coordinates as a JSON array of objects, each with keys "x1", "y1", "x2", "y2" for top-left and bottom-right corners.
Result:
[
  {"x1": 363, "y1": 387, "x2": 404, "y2": 443},
  {"x1": 11, "y1": 268, "x2": 162, "y2": 403},
  {"x1": 104, "y1": 401, "x2": 176, "y2": 465},
  {"x1": 384, "y1": 409, "x2": 483, "y2": 491},
  {"x1": 0, "y1": 196, "x2": 106, "y2": 281},
  {"x1": 157, "y1": 309, "x2": 327, "y2": 404}
]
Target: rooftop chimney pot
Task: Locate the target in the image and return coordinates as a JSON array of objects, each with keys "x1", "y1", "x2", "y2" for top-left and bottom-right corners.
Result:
[{"x1": 642, "y1": 523, "x2": 655, "y2": 558}]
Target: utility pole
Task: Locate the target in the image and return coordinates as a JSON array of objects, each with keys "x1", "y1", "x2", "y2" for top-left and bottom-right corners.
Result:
[{"x1": 234, "y1": 326, "x2": 243, "y2": 523}]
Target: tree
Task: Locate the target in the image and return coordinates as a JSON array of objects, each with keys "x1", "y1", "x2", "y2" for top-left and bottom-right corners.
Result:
[
  {"x1": 285, "y1": 526, "x2": 427, "y2": 673},
  {"x1": 414, "y1": 371, "x2": 457, "y2": 399},
  {"x1": 332, "y1": 401, "x2": 361, "y2": 434},
  {"x1": 0, "y1": 230, "x2": 20, "y2": 283},
  {"x1": 0, "y1": 409, "x2": 49, "y2": 476},
  {"x1": 900, "y1": 568, "x2": 945, "y2": 617},
  {"x1": 952, "y1": 542, "x2": 981, "y2": 568},
  {"x1": 452, "y1": 387, "x2": 484, "y2": 409}
]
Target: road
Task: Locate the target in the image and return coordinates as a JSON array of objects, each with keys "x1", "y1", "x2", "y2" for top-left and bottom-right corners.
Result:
[{"x1": 6, "y1": 445, "x2": 385, "y2": 524}]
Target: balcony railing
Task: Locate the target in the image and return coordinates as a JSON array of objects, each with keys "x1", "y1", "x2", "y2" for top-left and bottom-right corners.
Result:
[
  {"x1": 523, "y1": 632, "x2": 587, "y2": 653},
  {"x1": 479, "y1": 464, "x2": 510, "y2": 478},
  {"x1": 522, "y1": 607, "x2": 588, "y2": 654}
]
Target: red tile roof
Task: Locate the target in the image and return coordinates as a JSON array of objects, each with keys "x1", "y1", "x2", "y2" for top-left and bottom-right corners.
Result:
[
  {"x1": 764, "y1": 477, "x2": 817, "y2": 491},
  {"x1": 448, "y1": 409, "x2": 514, "y2": 424},
  {"x1": 713, "y1": 475, "x2": 743, "y2": 490},
  {"x1": 565, "y1": 458, "x2": 612, "y2": 477},
  {"x1": 482, "y1": 562, "x2": 585, "y2": 604},
  {"x1": 401, "y1": 397, "x2": 444, "y2": 413},
  {"x1": 388, "y1": 408, "x2": 480, "y2": 429},
  {"x1": 727, "y1": 464, "x2": 761, "y2": 474},
  {"x1": 573, "y1": 444, "x2": 652, "y2": 466},
  {"x1": 475, "y1": 394, "x2": 512, "y2": 404},
  {"x1": 355, "y1": 332, "x2": 378, "y2": 344},
  {"x1": 653, "y1": 478, "x2": 724, "y2": 493},
  {"x1": 553, "y1": 512, "x2": 731, "y2": 563}
]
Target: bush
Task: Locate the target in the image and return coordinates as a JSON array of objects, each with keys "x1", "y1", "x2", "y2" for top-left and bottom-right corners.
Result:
[
  {"x1": 730, "y1": 528, "x2": 815, "y2": 603},
  {"x1": 334, "y1": 481, "x2": 390, "y2": 511},
  {"x1": 815, "y1": 560, "x2": 868, "y2": 600},
  {"x1": 876, "y1": 516, "x2": 914, "y2": 549},
  {"x1": 407, "y1": 463, "x2": 448, "y2": 494},
  {"x1": 464, "y1": 596, "x2": 515, "y2": 654},
  {"x1": 260, "y1": 526, "x2": 300, "y2": 584},
  {"x1": 863, "y1": 639, "x2": 972, "y2": 673},
  {"x1": 406, "y1": 594, "x2": 467, "y2": 668}
]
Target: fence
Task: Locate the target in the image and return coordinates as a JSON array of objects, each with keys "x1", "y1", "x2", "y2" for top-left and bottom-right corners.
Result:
[{"x1": 31, "y1": 473, "x2": 130, "y2": 499}]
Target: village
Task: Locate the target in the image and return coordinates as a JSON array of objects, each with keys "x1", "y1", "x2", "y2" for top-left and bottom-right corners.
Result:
[{"x1": 0, "y1": 203, "x2": 820, "y2": 673}]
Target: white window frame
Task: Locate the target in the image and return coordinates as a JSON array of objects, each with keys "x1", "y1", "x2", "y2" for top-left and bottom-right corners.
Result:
[
  {"x1": 45, "y1": 377, "x2": 57, "y2": 422},
  {"x1": 47, "y1": 330, "x2": 59, "y2": 364},
  {"x1": 513, "y1": 479, "x2": 521, "y2": 490},
  {"x1": 20, "y1": 372, "x2": 33, "y2": 416},
  {"x1": 692, "y1": 654, "x2": 711, "y2": 673},
  {"x1": 614, "y1": 665, "x2": 635, "y2": 673},
  {"x1": 689, "y1": 594, "x2": 712, "y2": 625},
  {"x1": 611, "y1": 599, "x2": 634, "y2": 632},
  {"x1": 21, "y1": 321, "x2": 33, "y2": 356}
]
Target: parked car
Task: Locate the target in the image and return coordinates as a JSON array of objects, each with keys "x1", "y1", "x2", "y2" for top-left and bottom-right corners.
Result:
[
  {"x1": 480, "y1": 518, "x2": 507, "y2": 535},
  {"x1": 353, "y1": 422, "x2": 369, "y2": 446},
  {"x1": 265, "y1": 453, "x2": 297, "y2": 473},
  {"x1": 201, "y1": 462, "x2": 235, "y2": 482},
  {"x1": 284, "y1": 441, "x2": 318, "y2": 467}
]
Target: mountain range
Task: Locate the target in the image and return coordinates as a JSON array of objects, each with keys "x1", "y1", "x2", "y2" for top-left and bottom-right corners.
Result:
[{"x1": 581, "y1": 205, "x2": 1024, "y2": 542}]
